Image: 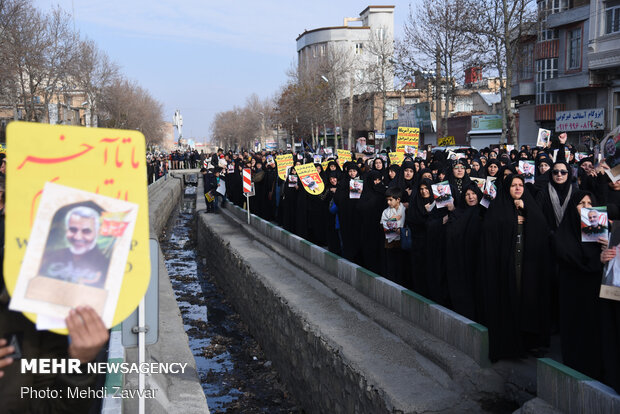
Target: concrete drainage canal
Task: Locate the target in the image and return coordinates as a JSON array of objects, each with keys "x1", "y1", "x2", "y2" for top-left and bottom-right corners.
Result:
[{"x1": 160, "y1": 179, "x2": 301, "y2": 413}]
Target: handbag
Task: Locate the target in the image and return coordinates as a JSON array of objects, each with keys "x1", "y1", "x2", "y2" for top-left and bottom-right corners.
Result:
[{"x1": 400, "y1": 225, "x2": 412, "y2": 250}]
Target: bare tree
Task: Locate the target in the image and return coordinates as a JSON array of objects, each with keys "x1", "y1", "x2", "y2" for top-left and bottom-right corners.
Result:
[
  {"x1": 70, "y1": 38, "x2": 120, "y2": 127},
  {"x1": 98, "y1": 77, "x2": 165, "y2": 147},
  {"x1": 2, "y1": 4, "x2": 78, "y2": 122},
  {"x1": 0, "y1": 0, "x2": 29, "y2": 109},
  {"x1": 396, "y1": 0, "x2": 473, "y2": 138},
  {"x1": 464, "y1": 0, "x2": 536, "y2": 145},
  {"x1": 364, "y1": 25, "x2": 394, "y2": 134}
]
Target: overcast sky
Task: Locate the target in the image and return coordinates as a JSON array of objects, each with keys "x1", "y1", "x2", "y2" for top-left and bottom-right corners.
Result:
[{"x1": 34, "y1": 1, "x2": 418, "y2": 143}]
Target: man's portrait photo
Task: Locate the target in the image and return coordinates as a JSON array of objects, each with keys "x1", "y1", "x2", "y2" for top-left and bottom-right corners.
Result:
[{"x1": 38, "y1": 204, "x2": 111, "y2": 289}]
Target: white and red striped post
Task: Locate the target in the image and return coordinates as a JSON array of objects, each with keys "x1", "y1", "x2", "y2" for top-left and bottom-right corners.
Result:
[{"x1": 243, "y1": 168, "x2": 252, "y2": 223}]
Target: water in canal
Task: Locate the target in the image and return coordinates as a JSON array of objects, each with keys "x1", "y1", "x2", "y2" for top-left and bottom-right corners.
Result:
[{"x1": 160, "y1": 186, "x2": 301, "y2": 413}]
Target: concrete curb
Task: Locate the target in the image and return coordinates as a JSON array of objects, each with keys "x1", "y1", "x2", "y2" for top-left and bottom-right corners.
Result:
[
  {"x1": 223, "y1": 202, "x2": 491, "y2": 366},
  {"x1": 536, "y1": 358, "x2": 620, "y2": 414}
]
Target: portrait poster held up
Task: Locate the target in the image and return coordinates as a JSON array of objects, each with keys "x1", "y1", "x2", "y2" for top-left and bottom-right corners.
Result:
[
  {"x1": 9, "y1": 183, "x2": 138, "y2": 327},
  {"x1": 600, "y1": 125, "x2": 620, "y2": 182},
  {"x1": 601, "y1": 222, "x2": 620, "y2": 301},
  {"x1": 431, "y1": 180, "x2": 453, "y2": 208},
  {"x1": 349, "y1": 179, "x2": 363, "y2": 199},
  {"x1": 581, "y1": 206, "x2": 608, "y2": 242},
  {"x1": 295, "y1": 162, "x2": 324, "y2": 195},
  {"x1": 480, "y1": 177, "x2": 497, "y2": 208},
  {"x1": 518, "y1": 160, "x2": 536, "y2": 184},
  {"x1": 536, "y1": 128, "x2": 551, "y2": 148},
  {"x1": 4, "y1": 122, "x2": 150, "y2": 333}
]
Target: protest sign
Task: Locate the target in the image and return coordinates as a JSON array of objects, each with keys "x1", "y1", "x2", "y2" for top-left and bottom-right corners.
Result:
[
  {"x1": 438, "y1": 136, "x2": 455, "y2": 146},
  {"x1": 287, "y1": 173, "x2": 298, "y2": 187},
  {"x1": 337, "y1": 149, "x2": 352, "y2": 169},
  {"x1": 431, "y1": 180, "x2": 452, "y2": 208},
  {"x1": 396, "y1": 127, "x2": 419, "y2": 155},
  {"x1": 313, "y1": 154, "x2": 322, "y2": 164},
  {"x1": 388, "y1": 152, "x2": 404, "y2": 166},
  {"x1": 601, "y1": 222, "x2": 620, "y2": 301},
  {"x1": 321, "y1": 160, "x2": 330, "y2": 171},
  {"x1": 276, "y1": 154, "x2": 294, "y2": 180},
  {"x1": 518, "y1": 160, "x2": 536, "y2": 184},
  {"x1": 581, "y1": 206, "x2": 608, "y2": 242},
  {"x1": 9, "y1": 183, "x2": 138, "y2": 327},
  {"x1": 536, "y1": 128, "x2": 551, "y2": 147},
  {"x1": 296, "y1": 162, "x2": 324, "y2": 195},
  {"x1": 5, "y1": 122, "x2": 150, "y2": 333},
  {"x1": 349, "y1": 179, "x2": 363, "y2": 199},
  {"x1": 575, "y1": 152, "x2": 589, "y2": 162},
  {"x1": 481, "y1": 177, "x2": 497, "y2": 208}
]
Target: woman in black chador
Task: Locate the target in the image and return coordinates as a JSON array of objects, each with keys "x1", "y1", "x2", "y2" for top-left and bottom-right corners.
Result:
[
  {"x1": 334, "y1": 162, "x2": 363, "y2": 263},
  {"x1": 322, "y1": 170, "x2": 341, "y2": 255},
  {"x1": 446, "y1": 182, "x2": 485, "y2": 321},
  {"x1": 552, "y1": 190, "x2": 604, "y2": 380},
  {"x1": 480, "y1": 174, "x2": 550, "y2": 361},
  {"x1": 356, "y1": 170, "x2": 387, "y2": 275},
  {"x1": 405, "y1": 178, "x2": 445, "y2": 296},
  {"x1": 280, "y1": 166, "x2": 300, "y2": 234}
]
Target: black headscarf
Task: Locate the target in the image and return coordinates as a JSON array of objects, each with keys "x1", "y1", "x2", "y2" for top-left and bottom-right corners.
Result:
[
  {"x1": 390, "y1": 160, "x2": 416, "y2": 192},
  {"x1": 485, "y1": 159, "x2": 501, "y2": 178},
  {"x1": 448, "y1": 159, "x2": 472, "y2": 208},
  {"x1": 549, "y1": 160, "x2": 573, "y2": 205}
]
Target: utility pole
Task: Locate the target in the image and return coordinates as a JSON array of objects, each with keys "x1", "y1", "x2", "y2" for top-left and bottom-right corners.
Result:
[{"x1": 435, "y1": 45, "x2": 442, "y2": 140}]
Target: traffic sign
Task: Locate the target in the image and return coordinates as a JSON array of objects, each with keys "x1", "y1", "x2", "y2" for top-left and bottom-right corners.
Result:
[{"x1": 243, "y1": 168, "x2": 252, "y2": 193}]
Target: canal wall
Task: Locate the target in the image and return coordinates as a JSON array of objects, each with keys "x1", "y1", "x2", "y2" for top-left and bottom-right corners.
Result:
[
  {"x1": 122, "y1": 174, "x2": 209, "y2": 414},
  {"x1": 197, "y1": 185, "x2": 620, "y2": 414},
  {"x1": 195, "y1": 189, "x2": 510, "y2": 413}
]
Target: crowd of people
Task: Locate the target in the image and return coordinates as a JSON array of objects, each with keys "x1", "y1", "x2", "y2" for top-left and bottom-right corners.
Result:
[
  {"x1": 201, "y1": 133, "x2": 620, "y2": 394},
  {"x1": 146, "y1": 149, "x2": 208, "y2": 184}
]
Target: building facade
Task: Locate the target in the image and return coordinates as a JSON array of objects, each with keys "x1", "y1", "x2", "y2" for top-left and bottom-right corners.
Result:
[
  {"x1": 512, "y1": 0, "x2": 620, "y2": 146},
  {"x1": 296, "y1": 5, "x2": 395, "y2": 98}
]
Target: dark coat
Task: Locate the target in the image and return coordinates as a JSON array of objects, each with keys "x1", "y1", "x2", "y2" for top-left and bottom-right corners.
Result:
[
  {"x1": 480, "y1": 175, "x2": 551, "y2": 361},
  {"x1": 552, "y1": 190, "x2": 604, "y2": 380}
]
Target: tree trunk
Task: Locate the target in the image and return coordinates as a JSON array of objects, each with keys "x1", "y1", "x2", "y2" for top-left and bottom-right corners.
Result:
[{"x1": 348, "y1": 79, "x2": 354, "y2": 151}]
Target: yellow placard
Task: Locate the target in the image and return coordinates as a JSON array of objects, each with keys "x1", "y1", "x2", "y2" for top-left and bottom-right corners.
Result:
[
  {"x1": 5, "y1": 122, "x2": 150, "y2": 334},
  {"x1": 276, "y1": 154, "x2": 294, "y2": 181},
  {"x1": 336, "y1": 149, "x2": 352, "y2": 170},
  {"x1": 396, "y1": 127, "x2": 420, "y2": 155},
  {"x1": 438, "y1": 136, "x2": 455, "y2": 146},
  {"x1": 295, "y1": 163, "x2": 325, "y2": 195},
  {"x1": 388, "y1": 152, "x2": 404, "y2": 166},
  {"x1": 0, "y1": 143, "x2": 6, "y2": 154},
  {"x1": 321, "y1": 160, "x2": 330, "y2": 172}
]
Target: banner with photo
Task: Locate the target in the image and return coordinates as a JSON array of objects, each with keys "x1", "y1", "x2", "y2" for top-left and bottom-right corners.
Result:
[
  {"x1": 5, "y1": 122, "x2": 150, "y2": 333},
  {"x1": 296, "y1": 162, "x2": 325, "y2": 195},
  {"x1": 396, "y1": 127, "x2": 420, "y2": 156},
  {"x1": 276, "y1": 154, "x2": 294, "y2": 180}
]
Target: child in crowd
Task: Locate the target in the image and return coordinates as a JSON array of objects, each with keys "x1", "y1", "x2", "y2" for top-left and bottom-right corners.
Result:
[{"x1": 381, "y1": 187, "x2": 406, "y2": 285}]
